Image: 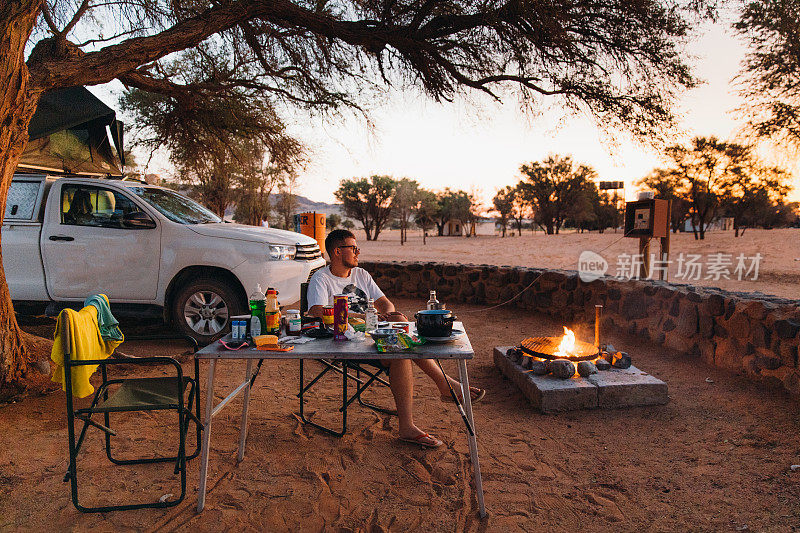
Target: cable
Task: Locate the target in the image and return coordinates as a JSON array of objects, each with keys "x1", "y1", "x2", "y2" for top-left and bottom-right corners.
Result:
[{"x1": 458, "y1": 228, "x2": 636, "y2": 314}]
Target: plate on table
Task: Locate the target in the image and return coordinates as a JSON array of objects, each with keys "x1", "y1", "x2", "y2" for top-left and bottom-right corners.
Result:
[{"x1": 420, "y1": 329, "x2": 465, "y2": 343}]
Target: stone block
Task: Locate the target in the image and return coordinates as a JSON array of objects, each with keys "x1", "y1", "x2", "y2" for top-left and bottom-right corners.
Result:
[
  {"x1": 698, "y1": 313, "x2": 714, "y2": 339},
  {"x1": 494, "y1": 347, "x2": 596, "y2": 413},
  {"x1": 494, "y1": 347, "x2": 668, "y2": 413},
  {"x1": 775, "y1": 319, "x2": 800, "y2": 340},
  {"x1": 754, "y1": 347, "x2": 782, "y2": 370},
  {"x1": 726, "y1": 312, "x2": 752, "y2": 342},
  {"x1": 715, "y1": 338, "x2": 744, "y2": 372},
  {"x1": 760, "y1": 367, "x2": 791, "y2": 390},
  {"x1": 706, "y1": 294, "x2": 725, "y2": 316},
  {"x1": 621, "y1": 292, "x2": 648, "y2": 320},
  {"x1": 783, "y1": 370, "x2": 800, "y2": 395},
  {"x1": 675, "y1": 302, "x2": 699, "y2": 337},
  {"x1": 587, "y1": 367, "x2": 669, "y2": 408},
  {"x1": 778, "y1": 342, "x2": 798, "y2": 368}
]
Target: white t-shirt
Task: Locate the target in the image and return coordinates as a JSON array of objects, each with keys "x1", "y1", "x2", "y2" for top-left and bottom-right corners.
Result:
[{"x1": 307, "y1": 266, "x2": 385, "y2": 314}]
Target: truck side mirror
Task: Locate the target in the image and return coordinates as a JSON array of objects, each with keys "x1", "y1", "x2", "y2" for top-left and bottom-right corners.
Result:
[{"x1": 122, "y1": 211, "x2": 156, "y2": 229}]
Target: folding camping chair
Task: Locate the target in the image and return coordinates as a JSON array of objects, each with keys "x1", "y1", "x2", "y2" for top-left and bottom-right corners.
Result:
[
  {"x1": 296, "y1": 282, "x2": 395, "y2": 436},
  {"x1": 58, "y1": 309, "x2": 202, "y2": 512}
]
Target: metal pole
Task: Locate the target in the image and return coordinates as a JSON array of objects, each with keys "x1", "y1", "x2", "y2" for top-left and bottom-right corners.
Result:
[
  {"x1": 639, "y1": 237, "x2": 650, "y2": 279},
  {"x1": 660, "y1": 199, "x2": 672, "y2": 281},
  {"x1": 594, "y1": 305, "x2": 603, "y2": 348}
]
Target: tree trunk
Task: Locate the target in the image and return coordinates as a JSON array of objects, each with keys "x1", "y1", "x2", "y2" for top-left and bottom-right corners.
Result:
[{"x1": 0, "y1": 0, "x2": 43, "y2": 394}]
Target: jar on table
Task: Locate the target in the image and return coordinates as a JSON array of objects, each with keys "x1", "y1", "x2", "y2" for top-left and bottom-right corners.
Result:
[{"x1": 286, "y1": 309, "x2": 302, "y2": 335}]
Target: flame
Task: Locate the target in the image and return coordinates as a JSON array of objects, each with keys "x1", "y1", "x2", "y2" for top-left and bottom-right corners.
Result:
[{"x1": 553, "y1": 327, "x2": 576, "y2": 358}]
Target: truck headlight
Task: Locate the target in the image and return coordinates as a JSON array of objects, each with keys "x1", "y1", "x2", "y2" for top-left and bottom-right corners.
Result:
[{"x1": 269, "y1": 244, "x2": 296, "y2": 260}]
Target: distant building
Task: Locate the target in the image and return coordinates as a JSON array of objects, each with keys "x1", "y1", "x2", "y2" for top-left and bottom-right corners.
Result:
[
  {"x1": 443, "y1": 218, "x2": 497, "y2": 236},
  {"x1": 681, "y1": 216, "x2": 734, "y2": 232}
]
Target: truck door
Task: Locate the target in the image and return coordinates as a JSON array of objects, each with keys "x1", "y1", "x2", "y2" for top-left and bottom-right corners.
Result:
[{"x1": 41, "y1": 182, "x2": 162, "y2": 301}]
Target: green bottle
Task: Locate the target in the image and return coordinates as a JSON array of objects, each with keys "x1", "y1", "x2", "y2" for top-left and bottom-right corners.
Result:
[{"x1": 248, "y1": 284, "x2": 266, "y2": 337}]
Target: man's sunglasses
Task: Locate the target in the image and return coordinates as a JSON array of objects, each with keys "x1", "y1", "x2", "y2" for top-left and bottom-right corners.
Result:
[{"x1": 337, "y1": 245, "x2": 360, "y2": 254}]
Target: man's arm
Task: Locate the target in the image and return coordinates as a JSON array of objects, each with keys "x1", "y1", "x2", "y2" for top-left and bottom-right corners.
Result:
[{"x1": 375, "y1": 296, "x2": 407, "y2": 321}]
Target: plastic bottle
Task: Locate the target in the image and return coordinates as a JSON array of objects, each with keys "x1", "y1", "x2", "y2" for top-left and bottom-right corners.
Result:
[
  {"x1": 264, "y1": 287, "x2": 281, "y2": 335},
  {"x1": 426, "y1": 290, "x2": 440, "y2": 310},
  {"x1": 248, "y1": 284, "x2": 266, "y2": 337},
  {"x1": 365, "y1": 298, "x2": 378, "y2": 332}
]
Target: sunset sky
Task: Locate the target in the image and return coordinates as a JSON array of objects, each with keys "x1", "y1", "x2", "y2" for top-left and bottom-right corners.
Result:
[{"x1": 104, "y1": 12, "x2": 800, "y2": 208}]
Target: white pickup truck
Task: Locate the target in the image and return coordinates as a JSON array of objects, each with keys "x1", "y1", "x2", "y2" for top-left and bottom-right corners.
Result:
[{"x1": 3, "y1": 174, "x2": 326, "y2": 343}]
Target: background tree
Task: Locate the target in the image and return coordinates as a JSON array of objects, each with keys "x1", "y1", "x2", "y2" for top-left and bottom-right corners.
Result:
[
  {"x1": 564, "y1": 179, "x2": 600, "y2": 232},
  {"x1": 434, "y1": 189, "x2": 472, "y2": 236},
  {"x1": 234, "y1": 162, "x2": 285, "y2": 226},
  {"x1": 595, "y1": 194, "x2": 622, "y2": 233},
  {"x1": 518, "y1": 155, "x2": 597, "y2": 235},
  {"x1": 507, "y1": 185, "x2": 530, "y2": 236},
  {"x1": 492, "y1": 186, "x2": 514, "y2": 237},
  {"x1": 341, "y1": 219, "x2": 355, "y2": 231},
  {"x1": 717, "y1": 144, "x2": 791, "y2": 236},
  {"x1": 414, "y1": 189, "x2": 438, "y2": 245},
  {"x1": 335, "y1": 175, "x2": 396, "y2": 241},
  {"x1": 326, "y1": 213, "x2": 342, "y2": 231},
  {"x1": 661, "y1": 136, "x2": 732, "y2": 240},
  {"x1": 736, "y1": 0, "x2": 800, "y2": 146},
  {"x1": 0, "y1": 0, "x2": 712, "y2": 392},
  {"x1": 464, "y1": 191, "x2": 483, "y2": 238},
  {"x1": 274, "y1": 172, "x2": 300, "y2": 230},
  {"x1": 120, "y1": 76, "x2": 302, "y2": 217},
  {"x1": 392, "y1": 178, "x2": 422, "y2": 245}
]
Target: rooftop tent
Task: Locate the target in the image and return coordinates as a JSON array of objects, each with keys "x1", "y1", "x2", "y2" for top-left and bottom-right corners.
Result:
[{"x1": 17, "y1": 86, "x2": 124, "y2": 176}]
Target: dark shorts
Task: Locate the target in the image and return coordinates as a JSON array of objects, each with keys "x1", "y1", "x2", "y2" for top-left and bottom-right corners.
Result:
[{"x1": 353, "y1": 359, "x2": 391, "y2": 373}]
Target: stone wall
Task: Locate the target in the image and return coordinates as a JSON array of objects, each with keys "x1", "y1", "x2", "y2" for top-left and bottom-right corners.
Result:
[{"x1": 361, "y1": 261, "x2": 800, "y2": 396}]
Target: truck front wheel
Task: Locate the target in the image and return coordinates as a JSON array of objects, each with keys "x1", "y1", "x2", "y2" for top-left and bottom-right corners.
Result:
[{"x1": 171, "y1": 278, "x2": 244, "y2": 343}]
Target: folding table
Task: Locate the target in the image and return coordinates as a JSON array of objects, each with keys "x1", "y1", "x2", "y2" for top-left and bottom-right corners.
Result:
[{"x1": 194, "y1": 322, "x2": 485, "y2": 517}]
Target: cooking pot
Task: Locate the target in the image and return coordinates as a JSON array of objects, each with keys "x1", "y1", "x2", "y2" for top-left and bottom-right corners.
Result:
[{"x1": 415, "y1": 309, "x2": 456, "y2": 338}]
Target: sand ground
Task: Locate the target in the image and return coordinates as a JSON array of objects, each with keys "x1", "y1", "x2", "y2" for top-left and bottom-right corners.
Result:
[
  {"x1": 3, "y1": 296, "x2": 800, "y2": 532},
  {"x1": 358, "y1": 228, "x2": 800, "y2": 300}
]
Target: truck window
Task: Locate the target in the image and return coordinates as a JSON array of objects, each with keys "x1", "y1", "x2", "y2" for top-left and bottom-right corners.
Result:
[
  {"x1": 127, "y1": 186, "x2": 221, "y2": 224},
  {"x1": 5, "y1": 180, "x2": 40, "y2": 220},
  {"x1": 61, "y1": 184, "x2": 149, "y2": 228}
]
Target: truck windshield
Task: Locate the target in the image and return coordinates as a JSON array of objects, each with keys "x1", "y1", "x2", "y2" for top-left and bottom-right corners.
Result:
[{"x1": 128, "y1": 187, "x2": 221, "y2": 224}]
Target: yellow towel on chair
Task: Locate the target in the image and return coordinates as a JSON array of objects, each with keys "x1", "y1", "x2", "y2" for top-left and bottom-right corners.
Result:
[{"x1": 51, "y1": 305, "x2": 124, "y2": 398}]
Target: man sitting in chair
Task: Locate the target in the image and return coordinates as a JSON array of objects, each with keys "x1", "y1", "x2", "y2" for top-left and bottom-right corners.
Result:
[{"x1": 307, "y1": 229, "x2": 485, "y2": 449}]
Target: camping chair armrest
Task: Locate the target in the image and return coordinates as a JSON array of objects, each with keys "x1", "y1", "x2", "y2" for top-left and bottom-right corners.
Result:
[{"x1": 71, "y1": 356, "x2": 186, "y2": 379}]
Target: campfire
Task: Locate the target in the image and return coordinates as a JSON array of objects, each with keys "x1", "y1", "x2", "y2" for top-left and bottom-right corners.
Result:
[{"x1": 507, "y1": 306, "x2": 632, "y2": 379}]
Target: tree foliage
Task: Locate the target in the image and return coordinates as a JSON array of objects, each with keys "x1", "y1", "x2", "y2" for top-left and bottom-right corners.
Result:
[
  {"x1": 518, "y1": 155, "x2": 598, "y2": 235},
  {"x1": 326, "y1": 213, "x2": 342, "y2": 230},
  {"x1": 335, "y1": 175, "x2": 396, "y2": 241},
  {"x1": 735, "y1": 0, "x2": 800, "y2": 146},
  {"x1": 433, "y1": 189, "x2": 472, "y2": 236},
  {"x1": 392, "y1": 178, "x2": 422, "y2": 245},
  {"x1": 0, "y1": 0, "x2": 713, "y2": 392},
  {"x1": 649, "y1": 136, "x2": 792, "y2": 238},
  {"x1": 492, "y1": 186, "x2": 514, "y2": 237},
  {"x1": 413, "y1": 189, "x2": 438, "y2": 244}
]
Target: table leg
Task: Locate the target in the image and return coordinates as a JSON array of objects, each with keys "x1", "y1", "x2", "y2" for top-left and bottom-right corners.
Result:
[
  {"x1": 457, "y1": 359, "x2": 486, "y2": 518},
  {"x1": 197, "y1": 359, "x2": 217, "y2": 512},
  {"x1": 237, "y1": 359, "x2": 253, "y2": 462}
]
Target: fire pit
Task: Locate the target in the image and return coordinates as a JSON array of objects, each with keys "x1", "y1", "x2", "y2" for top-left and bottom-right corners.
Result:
[
  {"x1": 520, "y1": 328, "x2": 599, "y2": 361},
  {"x1": 494, "y1": 306, "x2": 668, "y2": 412}
]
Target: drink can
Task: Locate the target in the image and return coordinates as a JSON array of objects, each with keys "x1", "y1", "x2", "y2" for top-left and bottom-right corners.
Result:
[
  {"x1": 333, "y1": 294, "x2": 348, "y2": 340},
  {"x1": 322, "y1": 305, "x2": 335, "y2": 326},
  {"x1": 231, "y1": 320, "x2": 240, "y2": 340}
]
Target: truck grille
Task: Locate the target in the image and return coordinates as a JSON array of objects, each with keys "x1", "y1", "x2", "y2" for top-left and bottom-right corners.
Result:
[
  {"x1": 306, "y1": 266, "x2": 323, "y2": 282},
  {"x1": 295, "y1": 243, "x2": 322, "y2": 261}
]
